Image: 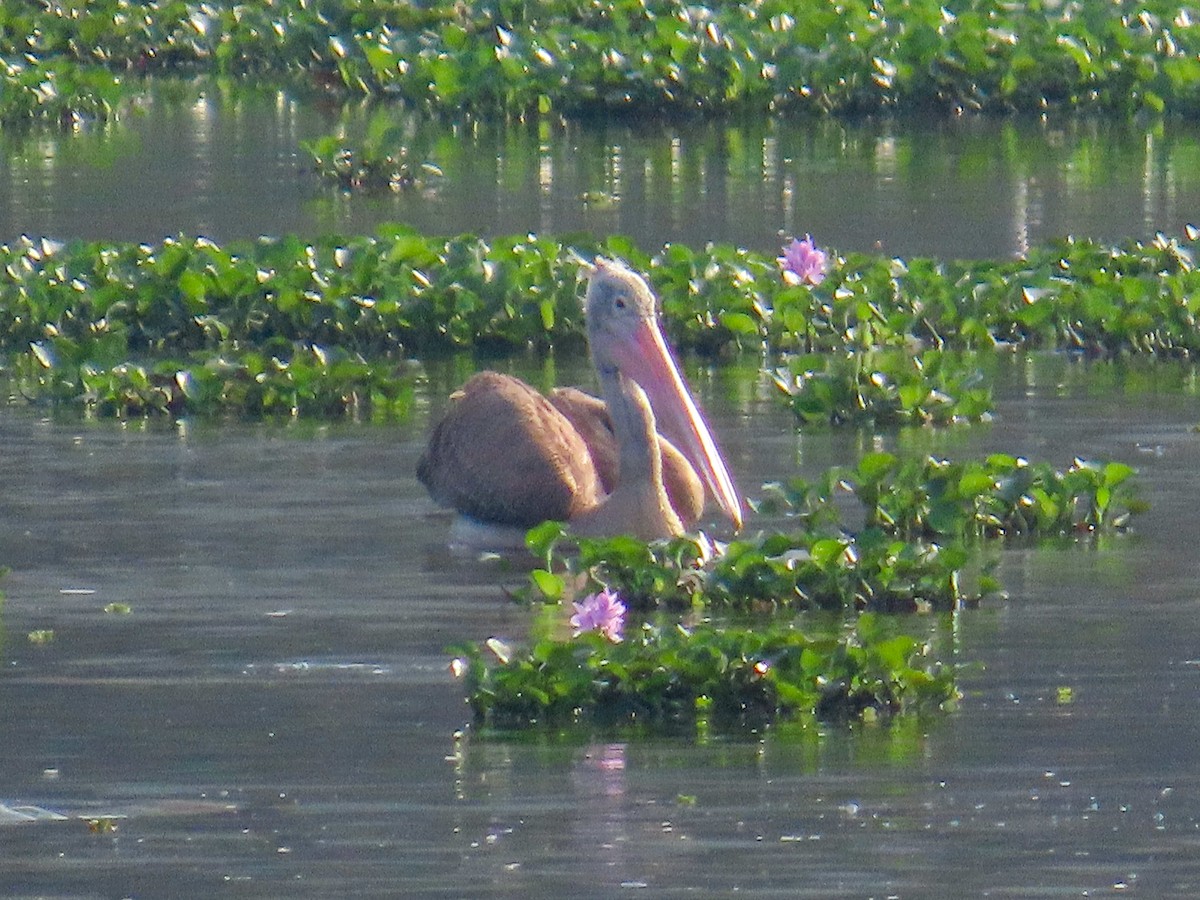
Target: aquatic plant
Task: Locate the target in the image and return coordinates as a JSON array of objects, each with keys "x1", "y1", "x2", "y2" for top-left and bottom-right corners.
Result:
[
  {"x1": 453, "y1": 611, "x2": 958, "y2": 730},
  {"x1": 4, "y1": 0, "x2": 1200, "y2": 121},
  {"x1": 569, "y1": 588, "x2": 626, "y2": 642},
  {"x1": 303, "y1": 135, "x2": 442, "y2": 192},
  {"x1": 524, "y1": 518, "x2": 988, "y2": 616},
  {"x1": 758, "y1": 452, "x2": 1145, "y2": 540},
  {"x1": 2, "y1": 230, "x2": 1198, "y2": 368},
  {"x1": 0, "y1": 56, "x2": 123, "y2": 122},
  {"x1": 1, "y1": 229, "x2": 1197, "y2": 418},
  {"x1": 0, "y1": 231, "x2": 594, "y2": 362},
  {"x1": 524, "y1": 444, "x2": 1142, "y2": 614},
  {"x1": 302, "y1": 112, "x2": 443, "y2": 192},
  {"x1": 779, "y1": 235, "x2": 827, "y2": 287},
  {"x1": 458, "y1": 442, "x2": 1142, "y2": 730},
  {"x1": 771, "y1": 350, "x2": 994, "y2": 427},
  {"x1": 11, "y1": 339, "x2": 415, "y2": 419}
]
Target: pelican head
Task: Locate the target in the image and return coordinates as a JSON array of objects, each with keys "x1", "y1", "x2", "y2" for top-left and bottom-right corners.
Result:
[{"x1": 583, "y1": 259, "x2": 743, "y2": 530}]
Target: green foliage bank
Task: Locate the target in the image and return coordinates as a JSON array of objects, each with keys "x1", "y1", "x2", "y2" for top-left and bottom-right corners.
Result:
[{"x1": 3, "y1": 1, "x2": 1200, "y2": 122}]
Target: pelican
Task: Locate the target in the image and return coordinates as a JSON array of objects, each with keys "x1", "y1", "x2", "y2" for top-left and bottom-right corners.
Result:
[{"x1": 417, "y1": 259, "x2": 742, "y2": 541}]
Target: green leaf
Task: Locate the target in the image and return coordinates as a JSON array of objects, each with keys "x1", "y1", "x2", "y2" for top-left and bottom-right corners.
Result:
[{"x1": 530, "y1": 569, "x2": 565, "y2": 600}]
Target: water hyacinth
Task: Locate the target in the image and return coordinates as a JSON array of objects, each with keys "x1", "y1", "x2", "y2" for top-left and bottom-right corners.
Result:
[
  {"x1": 779, "y1": 235, "x2": 827, "y2": 286},
  {"x1": 570, "y1": 588, "x2": 626, "y2": 642},
  {"x1": 455, "y1": 612, "x2": 960, "y2": 729}
]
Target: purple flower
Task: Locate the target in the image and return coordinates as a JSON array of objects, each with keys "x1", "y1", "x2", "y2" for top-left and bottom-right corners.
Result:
[
  {"x1": 570, "y1": 588, "x2": 626, "y2": 642},
  {"x1": 779, "y1": 235, "x2": 827, "y2": 286}
]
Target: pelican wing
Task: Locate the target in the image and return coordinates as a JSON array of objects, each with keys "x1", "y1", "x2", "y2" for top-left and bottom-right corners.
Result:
[
  {"x1": 417, "y1": 372, "x2": 602, "y2": 528},
  {"x1": 548, "y1": 387, "x2": 619, "y2": 491}
]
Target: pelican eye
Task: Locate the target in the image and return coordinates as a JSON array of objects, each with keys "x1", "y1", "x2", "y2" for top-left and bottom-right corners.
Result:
[{"x1": 614, "y1": 295, "x2": 626, "y2": 309}]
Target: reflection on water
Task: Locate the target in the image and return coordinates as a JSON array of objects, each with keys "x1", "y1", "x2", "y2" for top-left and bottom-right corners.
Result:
[
  {"x1": 3, "y1": 355, "x2": 1200, "y2": 895},
  {"x1": 2, "y1": 83, "x2": 1200, "y2": 258}
]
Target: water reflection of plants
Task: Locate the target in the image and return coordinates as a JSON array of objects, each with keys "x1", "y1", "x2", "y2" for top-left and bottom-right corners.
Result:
[{"x1": 302, "y1": 110, "x2": 443, "y2": 193}]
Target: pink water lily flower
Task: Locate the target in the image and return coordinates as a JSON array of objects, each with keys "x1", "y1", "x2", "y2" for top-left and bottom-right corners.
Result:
[
  {"x1": 779, "y1": 235, "x2": 827, "y2": 286},
  {"x1": 570, "y1": 588, "x2": 626, "y2": 642}
]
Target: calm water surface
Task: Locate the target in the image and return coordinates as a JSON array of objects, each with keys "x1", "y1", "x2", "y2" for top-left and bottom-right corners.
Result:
[
  {"x1": 1, "y1": 83, "x2": 1199, "y2": 257},
  {"x1": 3, "y1": 355, "x2": 1200, "y2": 896},
  {"x1": 3, "y1": 86, "x2": 1200, "y2": 897}
]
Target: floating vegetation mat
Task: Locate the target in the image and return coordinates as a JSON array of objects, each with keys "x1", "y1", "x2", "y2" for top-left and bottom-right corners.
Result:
[
  {"x1": 759, "y1": 452, "x2": 1144, "y2": 542},
  {"x1": 453, "y1": 442, "x2": 1144, "y2": 733},
  {"x1": 4, "y1": 0, "x2": 1200, "y2": 121},
  {"x1": 452, "y1": 611, "x2": 958, "y2": 731},
  {"x1": 0, "y1": 228, "x2": 1197, "y2": 418},
  {"x1": 521, "y1": 450, "x2": 1143, "y2": 619}
]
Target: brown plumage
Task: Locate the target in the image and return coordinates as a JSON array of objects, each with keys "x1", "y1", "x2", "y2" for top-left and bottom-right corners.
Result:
[
  {"x1": 418, "y1": 371, "x2": 603, "y2": 527},
  {"x1": 417, "y1": 259, "x2": 742, "y2": 541}
]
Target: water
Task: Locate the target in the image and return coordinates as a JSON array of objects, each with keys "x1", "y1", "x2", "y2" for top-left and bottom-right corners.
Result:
[
  {"x1": 1, "y1": 82, "x2": 1199, "y2": 257},
  {"x1": 3, "y1": 354, "x2": 1200, "y2": 896},
  {"x1": 4, "y1": 88, "x2": 1200, "y2": 896}
]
